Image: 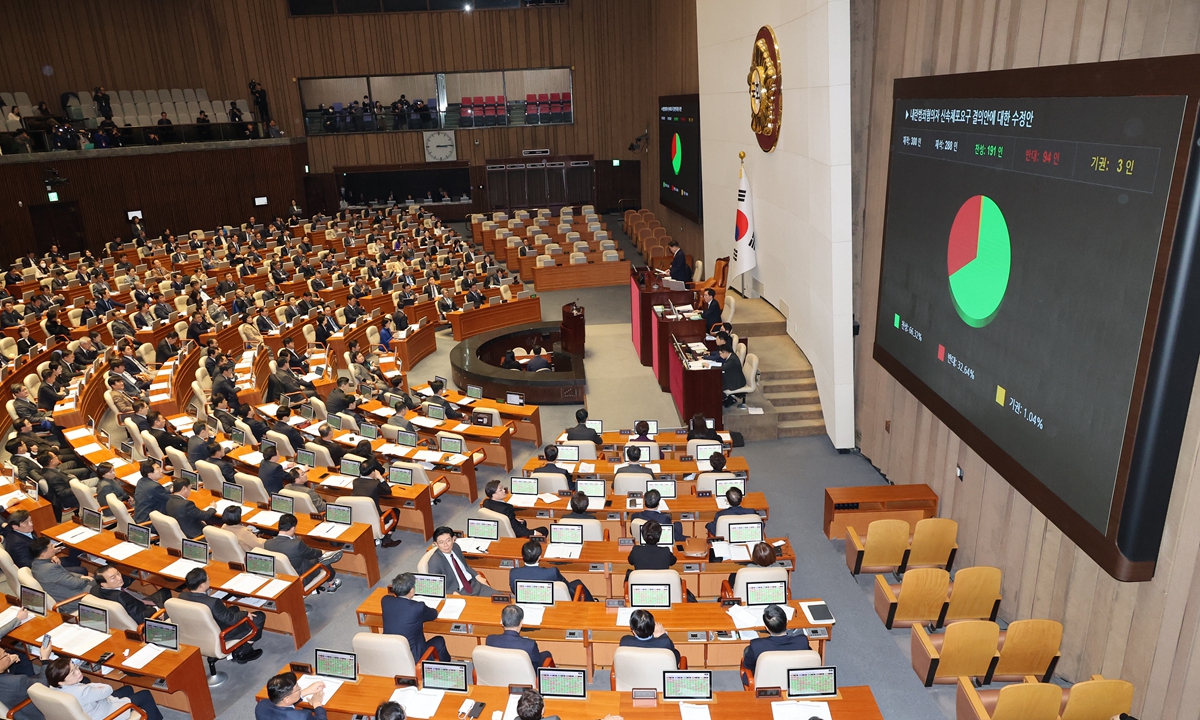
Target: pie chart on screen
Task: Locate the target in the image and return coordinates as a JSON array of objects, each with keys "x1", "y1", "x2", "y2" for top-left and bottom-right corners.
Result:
[
  {"x1": 947, "y1": 195, "x2": 1011, "y2": 328},
  {"x1": 671, "y1": 133, "x2": 682, "y2": 175}
]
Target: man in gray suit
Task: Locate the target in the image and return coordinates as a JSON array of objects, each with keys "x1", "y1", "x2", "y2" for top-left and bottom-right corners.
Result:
[
  {"x1": 263, "y1": 514, "x2": 340, "y2": 592},
  {"x1": 29, "y1": 537, "x2": 92, "y2": 614},
  {"x1": 426, "y1": 526, "x2": 494, "y2": 596}
]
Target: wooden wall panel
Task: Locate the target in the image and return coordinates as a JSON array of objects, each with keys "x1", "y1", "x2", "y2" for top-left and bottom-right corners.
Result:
[
  {"x1": 852, "y1": 1, "x2": 1200, "y2": 715},
  {"x1": 0, "y1": 0, "x2": 702, "y2": 258},
  {"x1": 0, "y1": 141, "x2": 307, "y2": 256}
]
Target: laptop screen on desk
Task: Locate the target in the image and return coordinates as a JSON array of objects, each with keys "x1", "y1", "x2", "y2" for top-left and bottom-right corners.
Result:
[
  {"x1": 467, "y1": 518, "x2": 499, "y2": 540},
  {"x1": 426, "y1": 404, "x2": 446, "y2": 421},
  {"x1": 515, "y1": 580, "x2": 554, "y2": 606},
  {"x1": 340, "y1": 458, "x2": 361, "y2": 477},
  {"x1": 127, "y1": 523, "x2": 151, "y2": 548},
  {"x1": 466, "y1": 385, "x2": 483, "y2": 399},
  {"x1": 388, "y1": 466, "x2": 413, "y2": 486},
  {"x1": 222, "y1": 482, "x2": 244, "y2": 505},
  {"x1": 555, "y1": 444, "x2": 579, "y2": 462},
  {"x1": 360, "y1": 424, "x2": 380, "y2": 440},
  {"x1": 646, "y1": 480, "x2": 676, "y2": 499},
  {"x1": 246, "y1": 552, "x2": 276, "y2": 578},
  {"x1": 715, "y1": 477, "x2": 746, "y2": 497},
  {"x1": 585, "y1": 419, "x2": 603, "y2": 433},
  {"x1": 693, "y1": 443, "x2": 722, "y2": 462},
  {"x1": 728, "y1": 522, "x2": 763, "y2": 544},
  {"x1": 315, "y1": 649, "x2": 357, "y2": 682},
  {"x1": 260, "y1": 440, "x2": 276, "y2": 460},
  {"x1": 145, "y1": 619, "x2": 179, "y2": 651},
  {"x1": 78, "y1": 603, "x2": 108, "y2": 634},
  {"x1": 326, "y1": 415, "x2": 342, "y2": 431},
  {"x1": 788, "y1": 667, "x2": 837, "y2": 699},
  {"x1": 182, "y1": 538, "x2": 209, "y2": 563},
  {"x1": 326, "y1": 504, "x2": 352, "y2": 525},
  {"x1": 270, "y1": 494, "x2": 294, "y2": 514},
  {"x1": 577, "y1": 479, "x2": 605, "y2": 498},
  {"x1": 629, "y1": 583, "x2": 671, "y2": 609},
  {"x1": 537, "y1": 667, "x2": 587, "y2": 699},
  {"x1": 745, "y1": 580, "x2": 788, "y2": 607},
  {"x1": 510, "y1": 477, "x2": 537, "y2": 496},
  {"x1": 438, "y1": 436, "x2": 462, "y2": 454},
  {"x1": 397, "y1": 430, "x2": 418, "y2": 447},
  {"x1": 413, "y1": 573, "x2": 446, "y2": 599},
  {"x1": 549, "y1": 523, "x2": 583, "y2": 545},
  {"x1": 663, "y1": 671, "x2": 712, "y2": 702},
  {"x1": 80, "y1": 507, "x2": 102, "y2": 532},
  {"x1": 296, "y1": 449, "x2": 316, "y2": 468},
  {"x1": 505, "y1": 392, "x2": 525, "y2": 406},
  {"x1": 20, "y1": 586, "x2": 46, "y2": 616},
  {"x1": 231, "y1": 428, "x2": 246, "y2": 445},
  {"x1": 422, "y1": 661, "x2": 468, "y2": 692}
]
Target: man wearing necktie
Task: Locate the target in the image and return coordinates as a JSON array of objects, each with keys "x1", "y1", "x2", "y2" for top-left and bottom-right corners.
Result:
[{"x1": 426, "y1": 526, "x2": 495, "y2": 596}]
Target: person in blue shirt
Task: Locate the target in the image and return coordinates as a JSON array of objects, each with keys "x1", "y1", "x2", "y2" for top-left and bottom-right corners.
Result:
[
  {"x1": 254, "y1": 672, "x2": 327, "y2": 720},
  {"x1": 378, "y1": 318, "x2": 394, "y2": 353},
  {"x1": 485, "y1": 604, "x2": 552, "y2": 668},
  {"x1": 618, "y1": 608, "x2": 680, "y2": 667}
]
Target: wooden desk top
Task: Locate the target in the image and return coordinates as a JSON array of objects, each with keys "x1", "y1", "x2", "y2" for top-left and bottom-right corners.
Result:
[
  {"x1": 505, "y1": 491, "x2": 771, "y2": 518},
  {"x1": 356, "y1": 590, "x2": 822, "y2": 633},
  {"x1": 824, "y1": 484, "x2": 938, "y2": 503},
  {"x1": 520, "y1": 456, "x2": 751, "y2": 478},
  {"x1": 449, "y1": 534, "x2": 791, "y2": 566},
  {"x1": 255, "y1": 675, "x2": 879, "y2": 719}
]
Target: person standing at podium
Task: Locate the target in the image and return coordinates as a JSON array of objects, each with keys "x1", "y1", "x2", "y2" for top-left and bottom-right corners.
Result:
[{"x1": 667, "y1": 240, "x2": 692, "y2": 282}]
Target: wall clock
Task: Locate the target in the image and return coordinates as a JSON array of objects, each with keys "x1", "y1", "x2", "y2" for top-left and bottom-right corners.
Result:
[
  {"x1": 747, "y1": 25, "x2": 782, "y2": 152},
  {"x1": 423, "y1": 130, "x2": 457, "y2": 162}
]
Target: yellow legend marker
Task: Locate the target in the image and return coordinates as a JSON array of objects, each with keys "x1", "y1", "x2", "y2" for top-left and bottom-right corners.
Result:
[{"x1": 995, "y1": 386, "x2": 1006, "y2": 405}]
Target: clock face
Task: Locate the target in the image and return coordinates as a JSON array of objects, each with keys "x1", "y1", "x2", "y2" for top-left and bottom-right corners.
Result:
[{"x1": 424, "y1": 130, "x2": 457, "y2": 162}]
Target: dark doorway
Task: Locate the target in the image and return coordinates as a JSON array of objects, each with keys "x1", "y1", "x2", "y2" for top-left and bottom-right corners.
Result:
[{"x1": 28, "y1": 202, "x2": 87, "y2": 255}]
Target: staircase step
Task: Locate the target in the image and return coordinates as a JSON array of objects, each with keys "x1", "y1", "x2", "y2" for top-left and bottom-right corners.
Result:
[
  {"x1": 777, "y1": 419, "x2": 827, "y2": 437},
  {"x1": 760, "y1": 379, "x2": 817, "y2": 394},
  {"x1": 777, "y1": 408, "x2": 825, "y2": 421},
  {"x1": 759, "y1": 368, "x2": 814, "y2": 381},
  {"x1": 762, "y1": 389, "x2": 821, "y2": 404}
]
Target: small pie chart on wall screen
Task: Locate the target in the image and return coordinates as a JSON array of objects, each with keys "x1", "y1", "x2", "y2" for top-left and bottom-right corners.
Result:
[
  {"x1": 671, "y1": 133, "x2": 682, "y2": 175},
  {"x1": 947, "y1": 194, "x2": 1011, "y2": 328}
]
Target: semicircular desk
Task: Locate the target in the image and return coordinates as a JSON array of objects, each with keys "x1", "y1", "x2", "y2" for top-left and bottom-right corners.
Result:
[{"x1": 449, "y1": 321, "x2": 586, "y2": 405}]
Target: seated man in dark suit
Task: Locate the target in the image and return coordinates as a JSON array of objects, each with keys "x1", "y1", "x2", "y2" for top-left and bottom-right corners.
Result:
[
  {"x1": 720, "y1": 346, "x2": 747, "y2": 407},
  {"x1": 700, "y1": 288, "x2": 723, "y2": 330},
  {"x1": 536, "y1": 444, "x2": 573, "y2": 490},
  {"x1": 561, "y1": 492, "x2": 595, "y2": 521},
  {"x1": 272, "y1": 407, "x2": 308, "y2": 451},
  {"x1": 481, "y1": 480, "x2": 547, "y2": 539},
  {"x1": 742, "y1": 604, "x2": 810, "y2": 682},
  {"x1": 187, "y1": 422, "x2": 213, "y2": 466},
  {"x1": 164, "y1": 478, "x2": 216, "y2": 538},
  {"x1": 323, "y1": 377, "x2": 356, "y2": 417},
  {"x1": 263, "y1": 514, "x2": 340, "y2": 592},
  {"x1": 485, "y1": 604, "x2": 552, "y2": 668},
  {"x1": 255, "y1": 672, "x2": 328, "y2": 720},
  {"x1": 259, "y1": 449, "x2": 297, "y2": 495},
  {"x1": 381, "y1": 572, "x2": 448, "y2": 662},
  {"x1": 509, "y1": 539, "x2": 593, "y2": 601},
  {"x1": 630, "y1": 490, "x2": 685, "y2": 540},
  {"x1": 565, "y1": 409, "x2": 602, "y2": 444},
  {"x1": 687, "y1": 412, "x2": 720, "y2": 441},
  {"x1": 615, "y1": 445, "x2": 655, "y2": 477},
  {"x1": 705, "y1": 486, "x2": 758, "y2": 537},
  {"x1": 91, "y1": 565, "x2": 170, "y2": 626},
  {"x1": 524, "y1": 346, "x2": 551, "y2": 372},
  {"x1": 155, "y1": 334, "x2": 181, "y2": 364},
  {"x1": 423, "y1": 379, "x2": 462, "y2": 420},
  {"x1": 666, "y1": 240, "x2": 692, "y2": 282},
  {"x1": 179, "y1": 568, "x2": 264, "y2": 664},
  {"x1": 147, "y1": 410, "x2": 188, "y2": 453},
  {"x1": 619, "y1": 608, "x2": 681, "y2": 667}
]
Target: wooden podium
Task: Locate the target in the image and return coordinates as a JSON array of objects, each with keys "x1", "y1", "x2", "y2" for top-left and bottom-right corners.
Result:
[
  {"x1": 630, "y1": 269, "x2": 696, "y2": 366},
  {"x1": 561, "y1": 302, "x2": 585, "y2": 356}
]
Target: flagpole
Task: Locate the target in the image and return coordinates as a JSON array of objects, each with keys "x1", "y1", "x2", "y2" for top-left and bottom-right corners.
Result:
[{"x1": 739, "y1": 151, "x2": 746, "y2": 298}]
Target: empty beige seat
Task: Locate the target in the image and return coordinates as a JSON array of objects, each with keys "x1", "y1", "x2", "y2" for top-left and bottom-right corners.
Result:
[
  {"x1": 905, "y1": 517, "x2": 958, "y2": 572},
  {"x1": 955, "y1": 677, "x2": 1062, "y2": 720},
  {"x1": 874, "y1": 567, "x2": 949, "y2": 629},
  {"x1": 910, "y1": 620, "x2": 1000, "y2": 686},
  {"x1": 846, "y1": 519, "x2": 909, "y2": 575},
  {"x1": 991, "y1": 619, "x2": 1062, "y2": 683},
  {"x1": 942, "y1": 566, "x2": 1002, "y2": 626}
]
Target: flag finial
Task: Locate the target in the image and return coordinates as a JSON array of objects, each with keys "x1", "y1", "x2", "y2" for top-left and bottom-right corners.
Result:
[{"x1": 739, "y1": 151, "x2": 746, "y2": 160}]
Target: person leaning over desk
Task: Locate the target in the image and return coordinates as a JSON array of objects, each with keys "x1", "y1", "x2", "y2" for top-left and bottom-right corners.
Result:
[
  {"x1": 255, "y1": 671, "x2": 327, "y2": 720},
  {"x1": 381, "y1": 572, "x2": 450, "y2": 662}
]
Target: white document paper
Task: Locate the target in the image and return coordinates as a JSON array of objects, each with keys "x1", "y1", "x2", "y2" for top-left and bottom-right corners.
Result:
[
  {"x1": 57, "y1": 526, "x2": 99, "y2": 544},
  {"x1": 455, "y1": 538, "x2": 493, "y2": 554},
  {"x1": 414, "y1": 449, "x2": 443, "y2": 463},
  {"x1": 587, "y1": 497, "x2": 605, "y2": 511},
  {"x1": 710, "y1": 541, "x2": 731, "y2": 560},
  {"x1": 537, "y1": 492, "x2": 561, "y2": 504},
  {"x1": 577, "y1": 462, "x2": 596, "y2": 473},
  {"x1": 729, "y1": 544, "x2": 752, "y2": 562},
  {"x1": 247, "y1": 510, "x2": 282, "y2": 526},
  {"x1": 159, "y1": 558, "x2": 206, "y2": 578},
  {"x1": 74, "y1": 443, "x2": 103, "y2": 456},
  {"x1": 149, "y1": 394, "x2": 170, "y2": 403},
  {"x1": 388, "y1": 687, "x2": 445, "y2": 719},
  {"x1": 377, "y1": 443, "x2": 407, "y2": 456},
  {"x1": 47, "y1": 624, "x2": 110, "y2": 655},
  {"x1": 319, "y1": 475, "x2": 355, "y2": 489},
  {"x1": 296, "y1": 675, "x2": 343, "y2": 707},
  {"x1": 446, "y1": 453, "x2": 468, "y2": 465},
  {"x1": 437, "y1": 597, "x2": 466, "y2": 620},
  {"x1": 101, "y1": 542, "x2": 145, "y2": 561},
  {"x1": 502, "y1": 693, "x2": 520, "y2": 720},
  {"x1": 239, "y1": 451, "x2": 265, "y2": 466},
  {"x1": 679, "y1": 703, "x2": 713, "y2": 720},
  {"x1": 0, "y1": 606, "x2": 31, "y2": 628},
  {"x1": 259, "y1": 403, "x2": 280, "y2": 416},
  {"x1": 417, "y1": 387, "x2": 435, "y2": 396},
  {"x1": 454, "y1": 397, "x2": 475, "y2": 406},
  {"x1": 0, "y1": 491, "x2": 26, "y2": 509},
  {"x1": 411, "y1": 416, "x2": 441, "y2": 429},
  {"x1": 509, "y1": 495, "x2": 537, "y2": 508},
  {"x1": 151, "y1": 382, "x2": 170, "y2": 391},
  {"x1": 517, "y1": 604, "x2": 546, "y2": 625},
  {"x1": 451, "y1": 423, "x2": 470, "y2": 432},
  {"x1": 120, "y1": 643, "x2": 166, "y2": 669},
  {"x1": 299, "y1": 423, "x2": 324, "y2": 437},
  {"x1": 258, "y1": 578, "x2": 291, "y2": 598},
  {"x1": 370, "y1": 407, "x2": 397, "y2": 418},
  {"x1": 615, "y1": 607, "x2": 635, "y2": 626},
  {"x1": 771, "y1": 701, "x2": 832, "y2": 720},
  {"x1": 544, "y1": 544, "x2": 581, "y2": 560},
  {"x1": 221, "y1": 573, "x2": 269, "y2": 595},
  {"x1": 211, "y1": 499, "x2": 253, "y2": 516},
  {"x1": 310, "y1": 522, "x2": 348, "y2": 539},
  {"x1": 715, "y1": 497, "x2": 731, "y2": 510},
  {"x1": 64, "y1": 428, "x2": 92, "y2": 441},
  {"x1": 414, "y1": 596, "x2": 443, "y2": 610}
]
